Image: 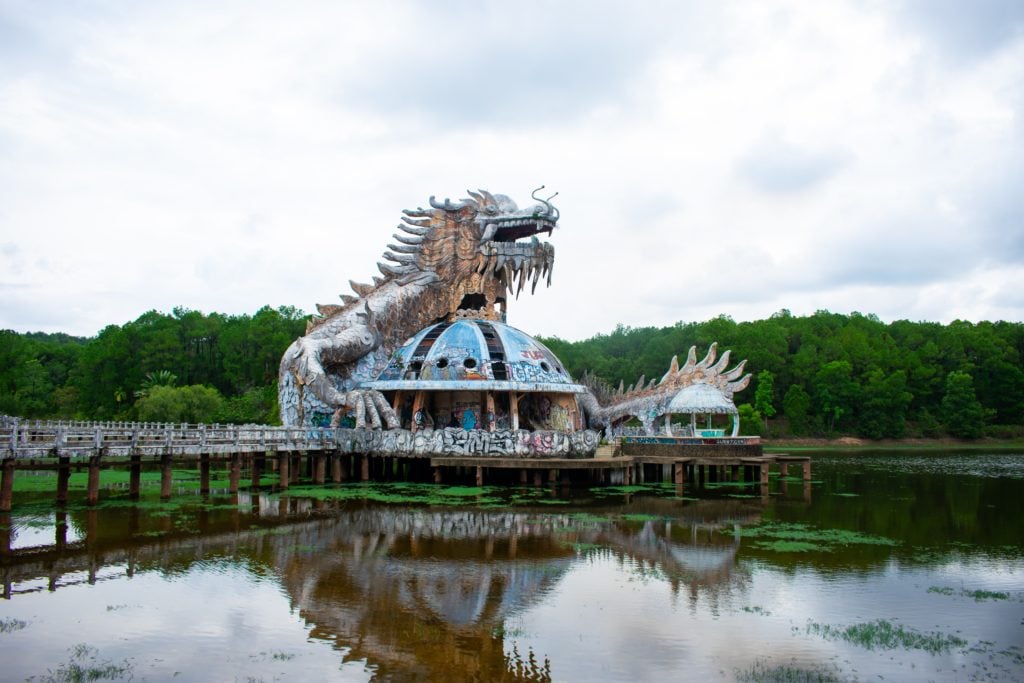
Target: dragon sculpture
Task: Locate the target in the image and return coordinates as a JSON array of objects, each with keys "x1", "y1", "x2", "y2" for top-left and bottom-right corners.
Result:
[
  {"x1": 577, "y1": 342, "x2": 752, "y2": 436},
  {"x1": 279, "y1": 187, "x2": 752, "y2": 435},
  {"x1": 278, "y1": 189, "x2": 558, "y2": 427}
]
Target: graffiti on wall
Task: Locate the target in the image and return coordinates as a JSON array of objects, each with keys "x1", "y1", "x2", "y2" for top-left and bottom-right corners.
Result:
[{"x1": 334, "y1": 427, "x2": 600, "y2": 457}]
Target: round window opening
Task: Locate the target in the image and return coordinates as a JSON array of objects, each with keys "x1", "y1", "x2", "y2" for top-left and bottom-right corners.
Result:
[
  {"x1": 540, "y1": 361, "x2": 551, "y2": 372},
  {"x1": 463, "y1": 357, "x2": 478, "y2": 369},
  {"x1": 435, "y1": 357, "x2": 449, "y2": 369}
]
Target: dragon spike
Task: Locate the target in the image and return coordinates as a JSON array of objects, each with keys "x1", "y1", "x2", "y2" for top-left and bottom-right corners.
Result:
[
  {"x1": 681, "y1": 346, "x2": 698, "y2": 372},
  {"x1": 429, "y1": 196, "x2": 469, "y2": 211},
  {"x1": 372, "y1": 276, "x2": 385, "y2": 287},
  {"x1": 349, "y1": 280, "x2": 374, "y2": 297},
  {"x1": 400, "y1": 216, "x2": 431, "y2": 228},
  {"x1": 617, "y1": 379, "x2": 625, "y2": 395},
  {"x1": 660, "y1": 355, "x2": 680, "y2": 384},
  {"x1": 478, "y1": 189, "x2": 498, "y2": 205},
  {"x1": 728, "y1": 373, "x2": 752, "y2": 395},
  {"x1": 467, "y1": 190, "x2": 484, "y2": 204},
  {"x1": 378, "y1": 261, "x2": 416, "y2": 277},
  {"x1": 392, "y1": 232, "x2": 423, "y2": 246},
  {"x1": 402, "y1": 208, "x2": 432, "y2": 218},
  {"x1": 357, "y1": 301, "x2": 376, "y2": 330},
  {"x1": 387, "y1": 243, "x2": 419, "y2": 254},
  {"x1": 398, "y1": 223, "x2": 430, "y2": 236},
  {"x1": 722, "y1": 359, "x2": 748, "y2": 381},
  {"x1": 383, "y1": 250, "x2": 416, "y2": 264},
  {"x1": 316, "y1": 303, "x2": 343, "y2": 317},
  {"x1": 634, "y1": 375, "x2": 645, "y2": 392},
  {"x1": 646, "y1": 378, "x2": 657, "y2": 390},
  {"x1": 696, "y1": 342, "x2": 717, "y2": 370},
  {"x1": 710, "y1": 349, "x2": 732, "y2": 375},
  {"x1": 339, "y1": 294, "x2": 359, "y2": 305}
]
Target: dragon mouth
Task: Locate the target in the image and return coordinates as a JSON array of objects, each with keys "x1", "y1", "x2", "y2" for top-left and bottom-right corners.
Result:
[
  {"x1": 478, "y1": 236, "x2": 555, "y2": 297},
  {"x1": 489, "y1": 216, "x2": 557, "y2": 242}
]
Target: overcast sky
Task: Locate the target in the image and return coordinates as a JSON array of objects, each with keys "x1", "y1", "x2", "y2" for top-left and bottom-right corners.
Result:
[{"x1": 1, "y1": 0, "x2": 1022, "y2": 341}]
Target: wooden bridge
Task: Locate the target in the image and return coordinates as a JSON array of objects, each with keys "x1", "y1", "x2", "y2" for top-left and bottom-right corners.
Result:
[{"x1": 0, "y1": 417, "x2": 809, "y2": 511}]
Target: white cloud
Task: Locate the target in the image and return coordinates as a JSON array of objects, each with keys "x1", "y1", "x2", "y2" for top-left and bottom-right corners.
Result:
[{"x1": 0, "y1": 0, "x2": 1021, "y2": 339}]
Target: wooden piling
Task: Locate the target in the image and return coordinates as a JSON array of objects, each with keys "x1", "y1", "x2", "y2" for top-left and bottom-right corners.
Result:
[
  {"x1": 160, "y1": 455, "x2": 172, "y2": 500},
  {"x1": 229, "y1": 455, "x2": 240, "y2": 494},
  {"x1": 0, "y1": 460, "x2": 12, "y2": 513},
  {"x1": 86, "y1": 456, "x2": 101, "y2": 505},
  {"x1": 278, "y1": 453, "x2": 290, "y2": 490},
  {"x1": 199, "y1": 454, "x2": 210, "y2": 494},
  {"x1": 128, "y1": 455, "x2": 141, "y2": 500},
  {"x1": 52, "y1": 456, "x2": 71, "y2": 505}
]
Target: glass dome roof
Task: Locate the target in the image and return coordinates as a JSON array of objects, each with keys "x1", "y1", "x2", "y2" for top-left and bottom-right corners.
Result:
[{"x1": 362, "y1": 319, "x2": 587, "y2": 394}]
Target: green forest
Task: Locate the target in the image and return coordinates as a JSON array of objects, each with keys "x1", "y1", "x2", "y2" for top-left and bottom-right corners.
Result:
[{"x1": 2, "y1": 307, "x2": 1022, "y2": 439}]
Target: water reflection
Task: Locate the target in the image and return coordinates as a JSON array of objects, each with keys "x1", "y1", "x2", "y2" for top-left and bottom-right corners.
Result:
[{"x1": 1, "y1": 495, "x2": 768, "y2": 678}]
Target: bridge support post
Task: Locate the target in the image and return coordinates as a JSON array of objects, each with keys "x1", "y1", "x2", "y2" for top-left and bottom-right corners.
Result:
[
  {"x1": 802, "y1": 461, "x2": 812, "y2": 481},
  {"x1": 779, "y1": 462, "x2": 789, "y2": 478},
  {"x1": 674, "y1": 462, "x2": 685, "y2": 485},
  {"x1": 56, "y1": 456, "x2": 71, "y2": 505},
  {"x1": 199, "y1": 454, "x2": 211, "y2": 494},
  {"x1": 160, "y1": 454, "x2": 173, "y2": 500},
  {"x1": 229, "y1": 455, "x2": 240, "y2": 494},
  {"x1": 361, "y1": 455, "x2": 370, "y2": 482},
  {"x1": 87, "y1": 456, "x2": 101, "y2": 506},
  {"x1": 278, "y1": 453, "x2": 289, "y2": 490},
  {"x1": 314, "y1": 455, "x2": 326, "y2": 484},
  {"x1": 129, "y1": 455, "x2": 141, "y2": 500},
  {"x1": 331, "y1": 454, "x2": 343, "y2": 483},
  {"x1": 252, "y1": 452, "x2": 265, "y2": 489},
  {"x1": 0, "y1": 459, "x2": 14, "y2": 512},
  {"x1": 433, "y1": 466, "x2": 442, "y2": 484},
  {"x1": 475, "y1": 466, "x2": 484, "y2": 487},
  {"x1": 759, "y1": 463, "x2": 770, "y2": 486}
]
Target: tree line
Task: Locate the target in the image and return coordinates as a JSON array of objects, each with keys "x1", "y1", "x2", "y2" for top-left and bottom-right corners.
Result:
[
  {"x1": 0, "y1": 306, "x2": 306, "y2": 425},
  {"x1": 539, "y1": 310, "x2": 1024, "y2": 439},
  {"x1": 2, "y1": 307, "x2": 1022, "y2": 438}
]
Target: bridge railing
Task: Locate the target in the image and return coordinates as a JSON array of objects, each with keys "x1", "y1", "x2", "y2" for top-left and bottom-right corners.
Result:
[{"x1": 0, "y1": 415, "x2": 349, "y2": 459}]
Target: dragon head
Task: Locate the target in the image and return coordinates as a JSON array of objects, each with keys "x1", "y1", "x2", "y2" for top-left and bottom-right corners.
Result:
[{"x1": 381, "y1": 188, "x2": 558, "y2": 317}]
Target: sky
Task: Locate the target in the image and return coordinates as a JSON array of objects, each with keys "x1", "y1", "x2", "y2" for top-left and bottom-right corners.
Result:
[{"x1": 1, "y1": 0, "x2": 1022, "y2": 341}]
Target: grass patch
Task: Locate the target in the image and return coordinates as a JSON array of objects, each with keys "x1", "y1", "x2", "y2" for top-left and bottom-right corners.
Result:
[
  {"x1": 753, "y1": 540, "x2": 821, "y2": 553},
  {"x1": 36, "y1": 643, "x2": 133, "y2": 682},
  {"x1": 0, "y1": 617, "x2": 28, "y2": 633},
  {"x1": 620, "y1": 513, "x2": 661, "y2": 522},
  {"x1": 805, "y1": 619, "x2": 967, "y2": 654}
]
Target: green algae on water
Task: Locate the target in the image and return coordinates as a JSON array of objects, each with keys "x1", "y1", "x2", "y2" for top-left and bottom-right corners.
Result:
[
  {"x1": 730, "y1": 521, "x2": 899, "y2": 554},
  {"x1": 735, "y1": 659, "x2": 839, "y2": 682}
]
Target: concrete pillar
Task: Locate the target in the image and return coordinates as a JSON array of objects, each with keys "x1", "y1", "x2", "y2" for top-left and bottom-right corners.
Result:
[
  {"x1": 510, "y1": 391, "x2": 520, "y2": 430},
  {"x1": 533, "y1": 471, "x2": 542, "y2": 486},
  {"x1": 87, "y1": 456, "x2": 101, "y2": 505},
  {"x1": 548, "y1": 469, "x2": 557, "y2": 484},
  {"x1": 486, "y1": 393, "x2": 496, "y2": 431},
  {"x1": 361, "y1": 455, "x2": 370, "y2": 481},
  {"x1": 520, "y1": 469, "x2": 528, "y2": 484},
  {"x1": 0, "y1": 513, "x2": 10, "y2": 555},
  {"x1": 199, "y1": 454, "x2": 210, "y2": 495},
  {"x1": 160, "y1": 455, "x2": 172, "y2": 500},
  {"x1": 803, "y1": 461, "x2": 812, "y2": 481},
  {"x1": 674, "y1": 462, "x2": 685, "y2": 485},
  {"x1": 411, "y1": 392, "x2": 425, "y2": 432},
  {"x1": 433, "y1": 466, "x2": 442, "y2": 484},
  {"x1": 759, "y1": 463, "x2": 770, "y2": 486},
  {"x1": 128, "y1": 455, "x2": 141, "y2": 500},
  {"x1": 779, "y1": 462, "x2": 789, "y2": 477},
  {"x1": 0, "y1": 459, "x2": 15, "y2": 513},
  {"x1": 278, "y1": 453, "x2": 290, "y2": 490},
  {"x1": 332, "y1": 454, "x2": 343, "y2": 483},
  {"x1": 314, "y1": 456, "x2": 326, "y2": 484},
  {"x1": 475, "y1": 466, "x2": 484, "y2": 486}
]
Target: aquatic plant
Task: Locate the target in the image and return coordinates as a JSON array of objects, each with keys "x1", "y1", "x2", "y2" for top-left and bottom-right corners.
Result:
[
  {"x1": 805, "y1": 619, "x2": 967, "y2": 654},
  {"x1": 37, "y1": 643, "x2": 133, "y2": 682},
  {"x1": 734, "y1": 659, "x2": 839, "y2": 682},
  {"x1": 928, "y1": 585, "x2": 1013, "y2": 601},
  {"x1": 730, "y1": 521, "x2": 899, "y2": 554},
  {"x1": 0, "y1": 617, "x2": 28, "y2": 633}
]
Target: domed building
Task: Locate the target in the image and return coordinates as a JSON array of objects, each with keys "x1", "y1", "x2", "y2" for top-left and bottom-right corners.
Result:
[{"x1": 364, "y1": 319, "x2": 588, "y2": 434}]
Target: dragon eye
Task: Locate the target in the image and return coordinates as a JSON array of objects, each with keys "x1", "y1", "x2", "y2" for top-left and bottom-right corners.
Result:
[{"x1": 486, "y1": 204, "x2": 498, "y2": 214}]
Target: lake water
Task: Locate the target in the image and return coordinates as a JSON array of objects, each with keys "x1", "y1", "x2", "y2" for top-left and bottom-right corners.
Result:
[{"x1": 1, "y1": 451, "x2": 1022, "y2": 682}]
